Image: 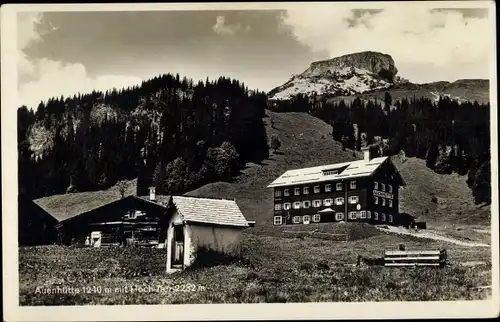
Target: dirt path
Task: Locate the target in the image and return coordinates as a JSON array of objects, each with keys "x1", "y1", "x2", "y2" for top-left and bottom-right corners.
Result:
[
  {"x1": 473, "y1": 229, "x2": 491, "y2": 235},
  {"x1": 376, "y1": 225, "x2": 490, "y2": 247}
]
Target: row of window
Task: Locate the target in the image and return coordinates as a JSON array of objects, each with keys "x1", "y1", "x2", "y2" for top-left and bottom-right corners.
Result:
[
  {"x1": 275, "y1": 181, "x2": 394, "y2": 198},
  {"x1": 273, "y1": 211, "x2": 394, "y2": 225},
  {"x1": 291, "y1": 214, "x2": 321, "y2": 224},
  {"x1": 274, "y1": 196, "x2": 393, "y2": 210},
  {"x1": 275, "y1": 181, "x2": 358, "y2": 197},
  {"x1": 374, "y1": 182, "x2": 393, "y2": 193},
  {"x1": 274, "y1": 196, "x2": 360, "y2": 211},
  {"x1": 373, "y1": 212, "x2": 392, "y2": 222},
  {"x1": 374, "y1": 196, "x2": 393, "y2": 207}
]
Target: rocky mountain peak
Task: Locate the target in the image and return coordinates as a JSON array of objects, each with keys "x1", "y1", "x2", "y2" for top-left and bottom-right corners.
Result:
[
  {"x1": 268, "y1": 51, "x2": 399, "y2": 101},
  {"x1": 304, "y1": 51, "x2": 398, "y2": 82}
]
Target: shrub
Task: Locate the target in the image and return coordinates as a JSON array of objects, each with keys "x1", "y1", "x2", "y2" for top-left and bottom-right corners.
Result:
[
  {"x1": 299, "y1": 262, "x2": 314, "y2": 272},
  {"x1": 316, "y1": 260, "x2": 330, "y2": 271},
  {"x1": 270, "y1": 135, "x2": 282, "y2": 153},
  {"x1": 188, "y1": 246, "x2": 247, "y2": 270}
]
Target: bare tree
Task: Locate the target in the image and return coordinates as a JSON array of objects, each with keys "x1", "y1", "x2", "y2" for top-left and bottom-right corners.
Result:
[
  {"x1": 270, "y1": 135, "x2": 282, "y2": 153},
  {"x1": 115, "y1": 180, "x2": 128, "y2": 199}
]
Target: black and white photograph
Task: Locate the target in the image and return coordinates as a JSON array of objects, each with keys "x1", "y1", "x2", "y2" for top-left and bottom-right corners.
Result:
[{"x1": 1, "y1": 1, "x2": 498, "y2": 320}]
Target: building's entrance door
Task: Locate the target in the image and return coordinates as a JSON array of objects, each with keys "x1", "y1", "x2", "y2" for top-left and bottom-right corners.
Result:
[{"x1": 171, "y1": 225, "x2": 184, "y2": 268}]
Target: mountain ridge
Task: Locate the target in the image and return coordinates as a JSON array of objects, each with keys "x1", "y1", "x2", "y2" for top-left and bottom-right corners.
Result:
[{"x1": 268, "y1": 51, "x2": 489, "y2": 104}]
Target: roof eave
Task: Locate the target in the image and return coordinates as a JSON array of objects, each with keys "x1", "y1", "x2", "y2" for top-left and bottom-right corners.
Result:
[{"x1": 184, "y1": 220, "x2": 249, "y2": 228}]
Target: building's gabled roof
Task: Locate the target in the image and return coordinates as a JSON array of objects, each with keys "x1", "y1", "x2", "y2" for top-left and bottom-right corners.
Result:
[
  {"x1": 171, "y1": 196, "x2": 249, "y2": 228},
  {"x1": 33, "y1": 179, "x2": 137, "y2": 222},
  {"x1": 267, "y1": 156, "x2": 405, "y2": 188}
]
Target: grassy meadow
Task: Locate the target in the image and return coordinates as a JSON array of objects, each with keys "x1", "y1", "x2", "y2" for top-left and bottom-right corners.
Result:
[{"x1": 19, "y1": 229, "x2": 492, "y2": 305}]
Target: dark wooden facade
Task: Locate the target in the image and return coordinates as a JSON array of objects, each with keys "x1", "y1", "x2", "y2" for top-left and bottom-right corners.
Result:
[
  {"x1": 54, "y1": 196, "x2": 169, "y2": 246},
  {"x1": 272, "y1": 159, "x2": 409, "y2": 227},
  {"x1": 19, "y1": 197, "x2": 59, "y2": 246}
]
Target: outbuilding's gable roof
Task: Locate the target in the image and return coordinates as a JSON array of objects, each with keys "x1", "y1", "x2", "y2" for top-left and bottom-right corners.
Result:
[
  {"x1": 267, "y1": 156, "x2": 404, "y2": 188},
  {"x1": 172, "y1": 196, "x2": 249, "y2": 228},
  {"x1": 33, "y1": 179, "x2": 137, "y2": 222}
]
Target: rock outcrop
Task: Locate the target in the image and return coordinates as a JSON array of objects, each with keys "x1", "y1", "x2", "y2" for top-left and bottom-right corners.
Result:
[
  {"x1": 303, "y1": 51, "x2": 398, "y2": 82},
  {"x1": 268, "y1": 51, "x2": 398, "y2": 100}
]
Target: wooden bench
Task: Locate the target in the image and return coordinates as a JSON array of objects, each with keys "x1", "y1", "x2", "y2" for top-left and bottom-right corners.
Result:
[{"x1": 384, "y1": 249, "x2": 447, "y2": 267}]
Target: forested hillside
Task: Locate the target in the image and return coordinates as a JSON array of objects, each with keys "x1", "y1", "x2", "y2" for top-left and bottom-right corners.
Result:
[
  {"x1": 17, "y1": 70, "x2": 491, "y2": 227},
  {"x1": 17, "y1": 74, "x2": 269, "y2": 205},
  {"x1": 269, "y1": 93, "x2": 491, "y2": 205}
]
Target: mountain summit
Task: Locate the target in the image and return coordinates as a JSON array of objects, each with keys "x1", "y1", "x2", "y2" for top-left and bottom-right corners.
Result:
[
  {"x1": 306, "y1": 51, "x2": 398, "y2": 81},
  {"x1": 268, "y1": 51, "x2": 400, "y2": 100},
  {"x1": 268, "y1": 51, "x2": 489, "y2": 103}
]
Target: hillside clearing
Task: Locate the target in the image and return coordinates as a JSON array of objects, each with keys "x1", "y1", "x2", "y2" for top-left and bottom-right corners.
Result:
[{"x1": 393, "y1": 155, "x2": 490, "y2": 228}]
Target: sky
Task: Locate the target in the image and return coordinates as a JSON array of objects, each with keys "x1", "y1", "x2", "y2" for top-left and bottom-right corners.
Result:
[{"x1": 16, "y1": 5, "x2": 492, "y2": 109}]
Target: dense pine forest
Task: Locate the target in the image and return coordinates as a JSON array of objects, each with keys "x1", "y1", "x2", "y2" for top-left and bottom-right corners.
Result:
[
  {"x1": 17, "y1": 74, "x2": 269, "y2": 206},
  {"x1": 269, "y1": 93, "x2": 491, "y2": 205}
]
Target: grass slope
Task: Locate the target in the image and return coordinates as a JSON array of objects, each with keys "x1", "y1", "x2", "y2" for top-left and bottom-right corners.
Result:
[{"x1": 394, "y1": 155, "x2": 491, "y2": 227}]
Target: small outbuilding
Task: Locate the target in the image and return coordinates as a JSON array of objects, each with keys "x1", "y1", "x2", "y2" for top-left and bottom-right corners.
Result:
[{"x1": 162, "y1": 196, "x2": 249, "y2": 273}]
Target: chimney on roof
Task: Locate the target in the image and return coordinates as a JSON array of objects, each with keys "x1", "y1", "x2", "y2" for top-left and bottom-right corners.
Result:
[
  {"x1": 149, "y1": 186, "x2": 156, "y2": 201},
  {"x1": 363, "y1": 148, "x2": 371, "y2": 162}
]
